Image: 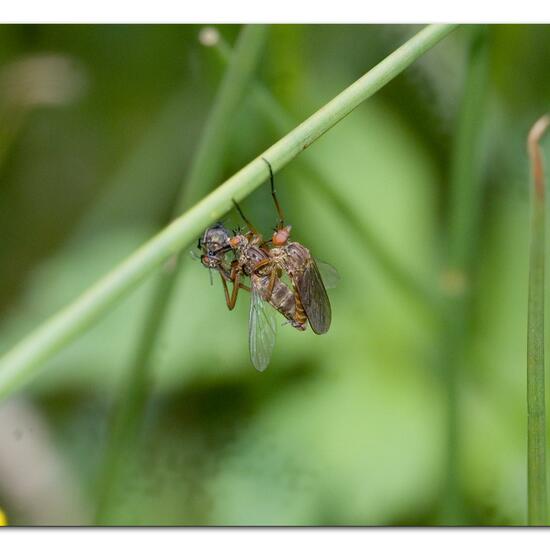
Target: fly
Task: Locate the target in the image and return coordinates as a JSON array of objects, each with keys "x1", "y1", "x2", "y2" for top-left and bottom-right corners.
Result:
[
  {"x1": 198, "y1": 157, "x2": 338, "y2": 371},
  {"x1": 260, "y1": 158, "x2": 339, "y2": 335}
]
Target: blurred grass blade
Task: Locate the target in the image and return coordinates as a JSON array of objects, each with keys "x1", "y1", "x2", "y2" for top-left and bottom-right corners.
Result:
[
  {"x1": 527, "y1": 114, "x2": 550, "y2": 526},
  {"x1": 439, "y1": 26, "x2": 489, "y2": 524},
  {"x1": 95, "y1": 24, "x2": 269, "y2": 523},
  {"x1": 0, "y1": 23, "x2": 458, "y2": 400},
  {"x1": 211, "y1": 35, "x2": 439, "y2": 313}
]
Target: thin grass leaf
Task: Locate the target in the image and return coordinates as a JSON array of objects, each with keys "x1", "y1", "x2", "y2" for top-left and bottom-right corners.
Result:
[
  {"x1": 439, "y1": 25, "x2": 489, "y2": 524},
  {"x1": 527, "y1": 114, "x2": 550, "y2": 526}
]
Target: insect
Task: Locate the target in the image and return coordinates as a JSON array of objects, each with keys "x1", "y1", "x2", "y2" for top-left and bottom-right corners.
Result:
[
  {"x1": 259, "y1": 159, "x2": 338, "y2": 335},
  {"x1": 199, "y1": 218, "x2": 304, "y2": 371},
  {"x1": 198, "y1": 158, "x2": 338, "y2": 371},
  {"x1": 199, "y1": 221, "x2": 288, "y2": 371}
]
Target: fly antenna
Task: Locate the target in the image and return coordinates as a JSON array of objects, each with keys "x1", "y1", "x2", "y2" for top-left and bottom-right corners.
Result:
[{"x1": 261, "y1": 157, "x2": 285, "y2": 230}]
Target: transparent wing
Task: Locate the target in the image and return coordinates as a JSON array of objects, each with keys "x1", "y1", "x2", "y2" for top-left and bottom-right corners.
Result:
[
  {"x1": 315, "y1": 259, "x2": 340, "y2": 289},
  {"x1": 248, "y1": 283, "x2": 277, "y2": 372},
  {"x1": 296, "y1": 259, "x2": 332, "y2": 335}
]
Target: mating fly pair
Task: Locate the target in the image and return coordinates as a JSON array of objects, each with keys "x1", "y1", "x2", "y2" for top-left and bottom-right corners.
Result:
[{"x1": 198, "y1": 158, "x2": 338, "y2": 372}]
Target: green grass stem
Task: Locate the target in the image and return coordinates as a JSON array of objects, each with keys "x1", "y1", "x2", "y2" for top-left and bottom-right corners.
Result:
[
  {"x1": 0, "y1": 23, "x2": 458, "y2": 400},
  {"x1": 439, "y1": 26, "x2": 489, "y2": 524},
  {"x1": 526, "y1": 114, "x2": 550, "y2": 526}
]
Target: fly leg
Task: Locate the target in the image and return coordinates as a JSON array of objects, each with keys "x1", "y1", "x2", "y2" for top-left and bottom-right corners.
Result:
[
  {"x1": 262, "y1": 157, "x2": 285, "y2": 230},
  {"x1": 219, "y1": 264, "x2": 249, "y2": 311},
  {"x1": 250, "y1": 258, "x2": 276, "y2": 297},
  {"x1": 219, "y1": 272, "x2": 237, "y2": 310},
  {"x1": 232, "y1": 199, "x2": 261, "y2": 237},
  {"x1": 251, "y1": 258, "x2": 271, "y2": 273},
  {"x1": 290, "y1": 279, "x2": 308, "y2": 330},
  {"x1": 250, "y1": 260, "x2": 278, "y2": 302},
  {"x1": 220, "y1": 271, "x2": 245, "y2": 310},
  {"x1": 264, "y1": 268, "x2": 278, "y2": 302}
]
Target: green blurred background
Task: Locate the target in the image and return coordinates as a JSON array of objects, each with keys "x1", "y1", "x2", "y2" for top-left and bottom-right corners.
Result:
[{"x1": 0, "y1": 24, "x2": 548, "y2": 526}]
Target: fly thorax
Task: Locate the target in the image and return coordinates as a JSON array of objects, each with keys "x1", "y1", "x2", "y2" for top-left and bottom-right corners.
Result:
[
  {"x1": 283, "y1": 243, "x2": 310, "y2": 275},
  {"x1": 268, "y1": 247, "x2": 285, "y2": 271},
  {"x1": 270, "y1": 247, "x2": 284, "y2": 261},
  {"x1": 229, "y1": 234, "x2": 248, "y2": 252}
]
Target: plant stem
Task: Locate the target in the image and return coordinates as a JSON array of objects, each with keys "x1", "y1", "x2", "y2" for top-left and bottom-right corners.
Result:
[
  {"x1": 94, "y1": 24, "x2": 268, "y2": 523},
  {"x1": 0, "y1": 23, "x2": 458, "y2": 400},
  {"x1": 439, "y1": 25, "x2": 489, "y2": 524},
  {"x1": 527, "y1": 114, "x2": 550, "y2": 526},
  {"x1": 212, "y1": 37, "x2": 439, "y2": 313}
]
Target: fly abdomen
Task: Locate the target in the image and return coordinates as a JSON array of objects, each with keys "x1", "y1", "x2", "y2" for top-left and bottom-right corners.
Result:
[
  {"x1": 269, "y1": 278, "x2": 306, "y2": 331},
  {"x1": 293, "y1": 287, "x2": 308, "y2": 328}
]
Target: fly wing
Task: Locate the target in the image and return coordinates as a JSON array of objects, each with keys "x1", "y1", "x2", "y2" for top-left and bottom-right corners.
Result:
[
  {"x1": 315, "y1": 259, "x2": 340, "y2": 289},
  {"x1": 296, "y1": 258, "x2": 332, "y2": 335},
  {"x1": 249, "y1": 282, "x2": 277, "y2": 372}
]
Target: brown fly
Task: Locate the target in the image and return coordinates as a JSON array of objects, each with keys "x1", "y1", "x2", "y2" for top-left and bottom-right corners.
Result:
[
  {"x1": 259, "y1": 158, "x2": 338, "y2": 335},
  {"x1": 199, "y1": 219, "x2": 301, "y2": 371},
  {"x1": 198, "y1": 157, "x2": 338, "y2": 371}
]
